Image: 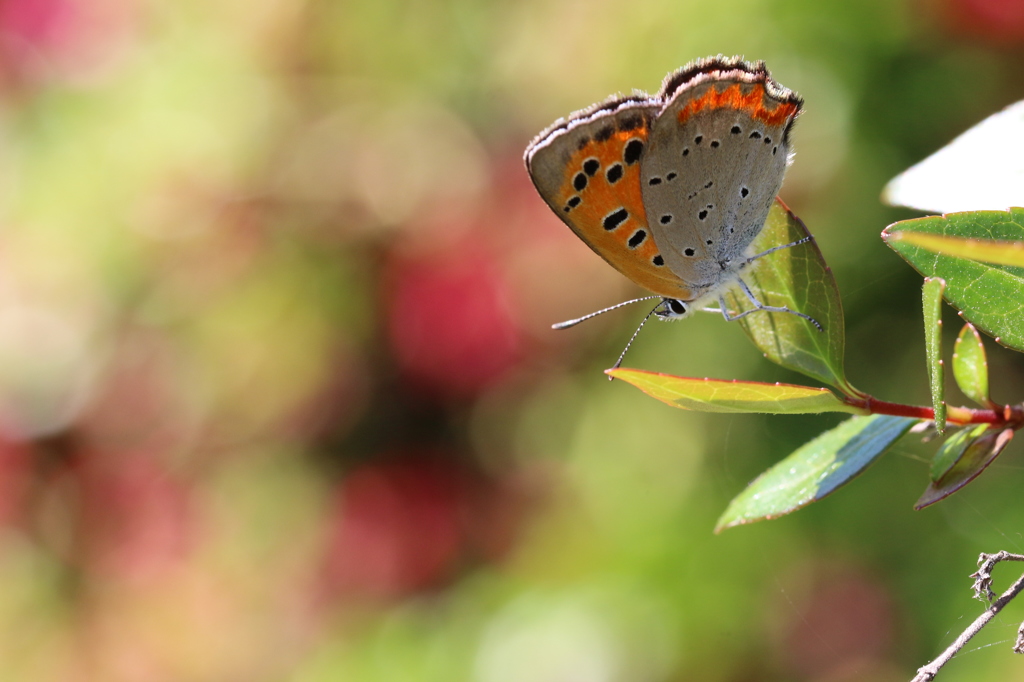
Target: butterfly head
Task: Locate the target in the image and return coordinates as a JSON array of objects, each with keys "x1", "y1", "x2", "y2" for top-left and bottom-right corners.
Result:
[{"x1": 654, "y1": 298, "x2": 693, "y2": 321}]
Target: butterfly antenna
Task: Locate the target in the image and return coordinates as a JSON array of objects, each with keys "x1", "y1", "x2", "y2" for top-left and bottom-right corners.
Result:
[
  {"x1": 608, "y1": 301, "x2": 662, "y2": 379},
  {"x1": 551, "y1": 295, "x2": 662, "y2": 330}
]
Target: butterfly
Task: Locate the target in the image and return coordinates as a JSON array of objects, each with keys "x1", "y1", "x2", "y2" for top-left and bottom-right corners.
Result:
[{"x1": 524, "y1": 56, "x2": 820, "y2": 363}]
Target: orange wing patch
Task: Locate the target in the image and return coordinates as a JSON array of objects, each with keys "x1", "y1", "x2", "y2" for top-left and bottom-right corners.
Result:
[
  {"x1": 676, "y1": 83, "x2": 799, "y2": 127},
  {"x1": 557, "y1": 128, "x2": 694, "y2": 300}
]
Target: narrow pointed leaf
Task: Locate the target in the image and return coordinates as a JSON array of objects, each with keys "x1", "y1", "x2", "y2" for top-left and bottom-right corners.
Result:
[
  {"x1": 606, "y1": 368, "x2": 864, "y2": 414},
  {"x1": 722, "y1": 200, "x2": 856, "y2": 396},
  {"x1": 882, "y1": 208, "x2": 1024, "y2": 351},
  {"x1": 916, "y1": 428, "x2": 1013, "y2": 509},
  {"x1": 930, "y1": 424, "x2": 988, "y2": 480},
  {"x1": 716, "y1": 415, "x2": 918, "y2": 531},
  {"x1": 952, "y1": 323, "x2": 991, "y2": 407},
  {"x1": 923, "y1": 277, "x2": 946, "y2": 433},
  {"x1": 887, "y1": 232, "x2": 1024, "y2": 268}
]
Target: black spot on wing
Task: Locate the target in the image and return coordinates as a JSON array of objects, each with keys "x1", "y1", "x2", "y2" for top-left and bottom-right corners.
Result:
[
  {"x1": 606, "y1": 163, "x2": 623, "y2": 184},
  {"x1": 603, "y1": 208, "x2": 628, "y2": 231},
  {"x1": 573, "y1": 173, "x2": 587, "y2": 191},
  {"x1": 627, "y1": 230, "x2": 647, "y2": 248},
  {"x1": 731, "y1": 125, "x2": 741, "y2": 134},
  {"x1": 648, "y1": 177, "x2": 662, "y2": 186},
  {"x1": 623, "y1": 139, "x2": 644, "y2": 165},
  {"x1": 583, "y1": 158, "x2": 600, "y2": 176},
  {"x1": 684, "y1": 247, "x2": 695, "y2": 257},
  {"x1": 652, "y1": 255, "x2": 664, "y2": 266},
  {"x1": 595, "y1": 126, "x2": 614, "y2": 142},
  {"x1": 659, "y1": 214, "x2": 672, "y2": 224},
  {"x1": 710, "y1": 140, "x2": 720, "y2": 148}
]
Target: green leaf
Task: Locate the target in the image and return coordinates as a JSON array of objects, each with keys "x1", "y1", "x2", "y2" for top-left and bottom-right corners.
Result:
[
  {"x1": 882, "y1": 208, "x2": 1024, "y2": 352},
  {"x1": 887, "y1": 232, "x2": 1024, "y2": 267},
  {"x1": 606, "y1": 368, "x2": 864, "y2": 415},
  {"x1": 716, "y1": 415, "x2": 918, "y2": 531},
  {"x1": 916, "y1": 428, "x2": 1014, "y2": 509},
  {"x1": 952, "y1": 323, "x2": 992, "y2": 407},
  {"x1": 923, "y1": 277, "x2": 946, "y2": 433},
  {"x1": 722, "y1": 200, "x2": 856, "y2": 396},
  {"x1": 930, "y1": 424, "x2": 988, "y2": 481}
]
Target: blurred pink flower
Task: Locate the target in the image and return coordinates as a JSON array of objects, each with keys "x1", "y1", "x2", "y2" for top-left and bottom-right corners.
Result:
[
  {"x1": 385, "y1": 240, "x2": 525, "y2": 398},
  {"x1": 778, "y1": 564, "x2": 895, "y2": 679},
  {"x1": 941, "y1": 0, "x2": 1024, "y2": 42},
  {"x1": 74, "y1": 451, "x2": 193, "y2": 582},
  {"x1": 321, "y1": 453, "x2": 471, "y2": 598},
  {"x1": 320, "y1": 451, "x2": 531, "y2": 601},
  {"x1": 0, "y1": 0, "x2": 76, "y2": 50},
  {"x1": 0, "y1": 0, "x2": 138, "y2": 88}
]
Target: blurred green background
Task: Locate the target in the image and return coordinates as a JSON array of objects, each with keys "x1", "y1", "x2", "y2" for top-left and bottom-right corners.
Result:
[{"x1": 0, "y1": 0, "x2": 1023, "y2": 679}]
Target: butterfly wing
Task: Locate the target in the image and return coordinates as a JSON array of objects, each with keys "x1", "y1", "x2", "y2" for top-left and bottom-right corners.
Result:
[
  {"x1": 525, "y1": 97, "x2": 696, "y2": 301},
  {"x1": 640, "y1": 57, "x2": 802, "y2": 296}
]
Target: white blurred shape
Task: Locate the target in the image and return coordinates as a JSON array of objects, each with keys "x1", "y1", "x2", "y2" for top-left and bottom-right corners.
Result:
[
  {"x1": 475, "y1": 588, "x2": 677, "y2": 682},
  {"x1": 884, "y1": 99, "x2": 1024, "y2": 213},
  {"x1": 0, "y1": 303, "x2": 97, "y2": 438},
  {"x1": 274, "y1": 86, "x2": 489, "y2": 229},
  {"x1": 475, "y1": 596, "x2": 619, "y2": 682}
]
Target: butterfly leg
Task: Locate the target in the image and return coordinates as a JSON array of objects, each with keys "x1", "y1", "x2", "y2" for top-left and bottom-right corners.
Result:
[
  {"x1": 744, "y1": 236, "x2": 813, "y2": 265},
  {"x1": 720, "y1": 279, "x2": 823, "y2": 331}
]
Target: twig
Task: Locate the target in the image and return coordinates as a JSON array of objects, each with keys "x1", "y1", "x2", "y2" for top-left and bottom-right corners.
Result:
[{"x1": 911, "y1": 552, "x2": 1024, "y2": 681}]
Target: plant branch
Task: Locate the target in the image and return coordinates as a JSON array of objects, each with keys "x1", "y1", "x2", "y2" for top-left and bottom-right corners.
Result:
[
  {"x1": 844, "y1": 396, "x2": 1024, "y2": 428},
  {"x1": 910, "y1": 552, "x2": 1024, "y2": 682}
]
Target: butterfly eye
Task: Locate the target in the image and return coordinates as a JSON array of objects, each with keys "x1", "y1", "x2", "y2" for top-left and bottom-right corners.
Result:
[{"x1": 669, "y1": 300, "x2": 687, "y2": 315}]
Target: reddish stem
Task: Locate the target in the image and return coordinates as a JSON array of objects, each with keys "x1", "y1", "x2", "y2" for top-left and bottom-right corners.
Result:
[{"x1": 844, "y1": 396, "x2": 1024, "y2": 428}]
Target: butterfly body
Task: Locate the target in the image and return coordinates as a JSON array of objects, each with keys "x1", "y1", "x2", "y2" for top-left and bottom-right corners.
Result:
[{"x1": 525, "y1": 56, "x2": 805, "y2": 320}]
